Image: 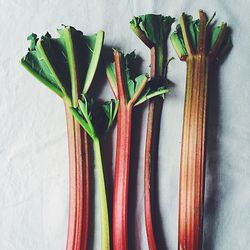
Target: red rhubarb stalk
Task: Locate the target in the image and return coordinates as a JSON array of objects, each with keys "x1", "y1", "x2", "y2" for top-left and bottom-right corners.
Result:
[
  {"x1": 107, "y1": 49, "x2": 168, "y2": 250},
  {"x1": 144, "y1": 47, "x2": 160, "y2": 250},
  {"x1": 170, "y1": 10, "x2": 232, "y2": 250},
  {"x1": 130, "y1": 15, "x2": 174, "y2": 250},
  {"x1": 113, "y1": 52, "x2": 133, "y2": 250},
  {"x1": 65, "y1": 105, "x2": 89, "y2": 250},
  {"x1": 108, "y1": 51, "x2": 154, "y2": 250},
  {"x1": 70, "y1": 96, "x2": 118, "y2": 250}
]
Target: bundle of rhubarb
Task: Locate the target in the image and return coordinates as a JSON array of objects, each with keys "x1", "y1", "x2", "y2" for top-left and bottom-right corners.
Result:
[{"x1": 21, "y1": 9, "x2": 231, "y2": 250}]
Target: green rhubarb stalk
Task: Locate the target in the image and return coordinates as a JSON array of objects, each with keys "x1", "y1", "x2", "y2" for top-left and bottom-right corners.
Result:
[
  {"x1": 170, "y1": 10, "x2": 232, "y2": 250},
  {"x1": 130, "y1": 14, "x2": 174, "y2": 250},
  {"x1": 71, "y1": 97, "x2": 118, "y2": 250},
  {"x1": 21, "y1": 27, "x2": 104, "y2": 250},
  {"x1": 92, "y1": 138, "x2": 110, "y2": 249}
]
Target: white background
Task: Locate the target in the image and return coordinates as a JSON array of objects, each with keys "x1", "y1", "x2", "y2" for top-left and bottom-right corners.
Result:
[{"x1": 0, "y1": 0, "x2": 250, "y2": 249}]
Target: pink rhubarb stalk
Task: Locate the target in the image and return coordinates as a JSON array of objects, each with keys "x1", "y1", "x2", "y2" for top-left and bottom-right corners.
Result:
[
  {"x1": 112, "y1": 51, "x2": 149, "y2": 250},
  {"x1": 112, "y1": 52, "x2": 132, "y2": 250},
  {"x1": 65, "y1": 105, "x2": 89, "y2": 250}
]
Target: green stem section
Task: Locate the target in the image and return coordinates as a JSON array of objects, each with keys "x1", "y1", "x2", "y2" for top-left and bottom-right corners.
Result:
[
  {"x1": 92, "y1": 138, "x2": 110, "y2": 250},
  {"x1": 155, "y1": 46, "x2": 164, "y2": 77},
  {"x1": 178, "y1": 54, "x2": 208, "y2": 250}
]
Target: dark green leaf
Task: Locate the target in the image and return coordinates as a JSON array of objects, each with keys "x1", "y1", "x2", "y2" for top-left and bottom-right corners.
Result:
[
  {"x1": 21, "y1": 26, "x2": 104, "y2": 104},
  {"x1": 135, "y1": 85, "x2": 169, "y2": 106},
  {"x1": 171, "y1": 12, "x2": 231, "y2": 59},
  {"x1": 106, "y1": 51, "x2": 148, "y2": 104},
  {"x1": 130, "y1": 14, "x2": 174, "y2": 79},
  {"x1": 71, "y1": 96, "x2": 118, "y2": 139},
  {"x1": 130, "y1": 14, "x2": 175, "y2": 46}
]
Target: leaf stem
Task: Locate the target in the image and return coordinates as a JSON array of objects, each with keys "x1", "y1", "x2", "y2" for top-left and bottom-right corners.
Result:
[
  {"x1": 144, "y1": 44, "x2": 165, "y2": 250},
  {"x1": 144, "y1": 97, "x2": 163, "y2": 250},
  {"x1": 92, "y1": 138, "x2": 110, "y2": 250},
  {"x1": 197, "y1": 10, "x2": 207, "y2": 53},
  {"x1": 180, "y1": 14, "x2": 194, "y2": 56}
]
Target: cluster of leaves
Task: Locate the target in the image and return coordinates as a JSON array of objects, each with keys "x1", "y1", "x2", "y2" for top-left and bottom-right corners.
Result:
[
  {"x1": 71, "y1": 96, "x2": 119, "y2": 139},
  {"x1": 130, "y1": 14, "x2": 174, "y2": 83},
  {"x1": 106, "y1": 51, "x2": 168, "y2": 106},
  {"x1": 170, "y1": 13, "x2": 232, "y2": 59},
  {"x1": 21, "y1": 26, "x2": 104, "y2": 104},
  {"x1": 130, "y1": 14, "x2": 175, "y2": 48}
]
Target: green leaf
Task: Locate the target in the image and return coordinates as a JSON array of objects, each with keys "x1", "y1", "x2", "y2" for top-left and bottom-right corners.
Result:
[
  {"x1": 106, "y1": 62, "x2": 117, "y2": 97},
  {"x1": 107, "y1": 51, "x2": 149, "y2": 104},
  {"x1": 130, "y1": 14, "x2": 174, "y2": 79},
  {"x1": 171, "y1": 14, "x2": 200, "y2": 57},
  {"x1": 20, "y1": 55, "x2": 63, "y2": 98},
  {"x1": 134, "y1": 74, "x2": 148, "y2": 93},
  {"x1": 102, "y1": 99, "x2": 119, "y2": 131},
  {"x1": 130, "y1": 14, "x2": 175, "y2": 47},
  {"x1": 82, "y1": 31, "x2": 104, "y2": 94},
  {"x1": 210, "y1": 23, "x2": 224, "y2": 48},
  {"x1": 36, "y1": 33, "x2": 71, "y2": 99},
  {"x1": 171, "y1": 12, "x2": 231, "y2": 59},
  {"x1": 71, "y1": 96, "x2": 118, "y2": 139},
  {"x1": 127, "y1": 79, "x2": 135, "y2": 100},
  {"x1": 70, "y1": 107, "x2": 95, "y2": 138},
  {"x1": 170, "y1": 32, "x2": 188, "y2": 59},
  {"x1": 135, "y1": 86, "x2": 169, "y2": 106},
  {"x1": 21, "y1": 26, "x2": 104, "y2": 105},
  {"x1": 22, "y1": 33, "x2": 65, "y2": 98}
]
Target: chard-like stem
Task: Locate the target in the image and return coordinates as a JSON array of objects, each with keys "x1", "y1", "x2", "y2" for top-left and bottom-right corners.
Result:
[
  {"x1": 92, "y1": 138, "x2": 110, "y2": 250},
  {"x1": 113, "y1": 51, "x2": 133, "y2": 250},
  {"x1": 144, "y1": 97, "x2": 163, "y2": 250},
  {"x1": 65, "y1": 104, "x2": 89, "y2": 250},
  {"x1": 113, "y1": 104, "x2": 132, "y2": 250},
  {"x1": 180, "y1": 14, "x2": 194, "y2": 56},
  {"x1": 198, "y1": 10, "x2": 207, "y2": 53},
  {"x1": 178, "y1": 54, "x2": 208, "y2": 250},
  {"x1": 144, "y1": 45, "x2": 164, "y2": 250}
]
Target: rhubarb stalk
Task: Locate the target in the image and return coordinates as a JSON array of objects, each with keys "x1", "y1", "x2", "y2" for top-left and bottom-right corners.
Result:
[
  {"x1": 170, "y1": 10, "x2": 232, "y2": 250},
  {"x1": 21, "y1": 27, "x2": 104, "y2": 250},
  {"x1": 71, "y1": 97, "x2": 119, "y2": 250},
  {"x1": 65, "y1": 105, "x2": 89, "y2": 250},
  {"x1": 106, "y1": 51, "x2": 169, "y2": 250},
  {"x1": 130, "y1": 14, "x2": 174, "y2": 250}
]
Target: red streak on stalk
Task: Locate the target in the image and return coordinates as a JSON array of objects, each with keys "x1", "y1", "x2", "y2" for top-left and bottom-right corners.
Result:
[
  {"x1": 112, "y1": 52, "x2": 132, "y2": 250},
  {"x1": 65, "y1": 105, "x2": 89, "y2": 250},
  {"x1": 144, "y1": 47, "x2": 158, "y2": 250},
  {"x1": 144, "y1": 101, "x2": 157, "y2": 250},
  {"x1": 178, "y1": 54, "x2": 208, "y2": 250}
]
